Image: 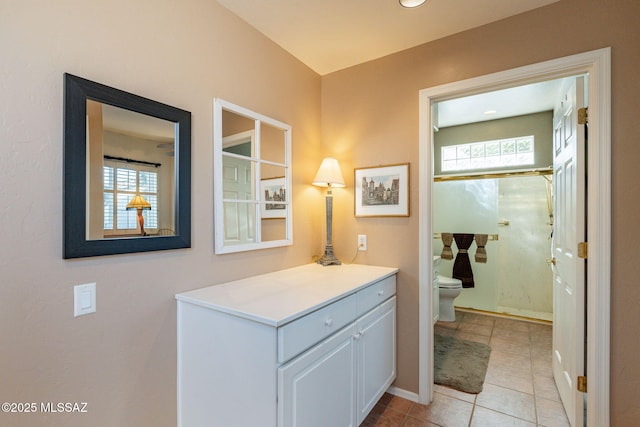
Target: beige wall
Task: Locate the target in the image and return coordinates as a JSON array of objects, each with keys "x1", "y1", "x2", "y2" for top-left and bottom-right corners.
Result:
[
  {"x1": 2, "y1": 0, "x2": 639, "y2": 425},
  {"x1": 434, "y1": 111, "x2": 553, "y2": 175},
  {"x1": 0, "y1": 1, "x2": 321, "y2": 426},
  {"x1": 321, "y1": 0, "x2": 640, "y2": 424}
]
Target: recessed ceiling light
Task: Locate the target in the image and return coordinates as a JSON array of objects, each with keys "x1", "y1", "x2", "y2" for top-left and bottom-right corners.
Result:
[
  {"x1": 484, "y1": 109, "x2": 497, "y2": 115},
  {"x1": 399, "y1": 0, "x2": 428, "y2": 8}
]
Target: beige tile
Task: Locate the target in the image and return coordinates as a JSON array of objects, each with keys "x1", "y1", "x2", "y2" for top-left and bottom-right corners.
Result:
[
  {"x1": 530, "y1": 334, "x2": 552, "y2": 351},
  {"x1": 452, "y1": 310, "x2": 466, "y2": 322},
  {"x1": 493, "y1": 318, "x2": 531, "y2": 333},
  {"x1": 528, "y1": 322, "x2": 552, "y2": 335},
  {"x1": 458, "y1": 321, "x2": 493, "y2": 337},
  {"x1": 387, "y1": 395, "x2": 414, "y2": 413},
  {"x1": 434, "y1": 325, "x2": 456, "y2": 336},
  {"x1": 409, "y1": 392, "x2": 473, "y2": 427},
  {"x1": 531, "y1": 342, "x2": 552, "y2": 359},
  {"x1": 361, "y1": 405, "x2": 407, "y2": 427},
  {"x1": 529, "y1": 328, "x2": 552, "y2": 341},
  {"x1": 488, "y1": 349, "x2": 532, "y2": 370},
  {"x1": 533, "y1": 374, "x2": 561, "y2": 402},
  {"x1": 436, "y1": 320, "x2": 460, "y2": 330},
  {"x1": 433, "y1": 383, "x2": 476, "y2": 403},
  {"x1": 460, "y1": 312, "x2": 496, "y2": 327},
  {"x1": 476, "y1": 383, "x2": 536, "y2": 423},
  {"x1": 470, "y1": 406, "x2": 536, "y2": 427},
  {"x1": 401, "y1": 416, "x2": 440, "y2": 427},
  {"x1": 484, "y1": 364, "x2": 534, "y2": 395},
  {"x1": 431, "y1": 311, "x2": 570, "y2": 427},
  {"x1": 377, "y1": 392, "x2": 394, "y2": 407},
  {"x1": 454, "y1": 330, "x2": 490, "y2": 345},
  {"x1": 490, "y1": 327, "x2": 531, "y2": 345},
  {"x1": 536, "y1": 396, "x2": 571, "y2": 427},
  {"x1": 532, "y1": 354, "x2": 553, "y2": 377},
  {"x1": 489, "y1": 335, "x2": 531, "y2": 356}
]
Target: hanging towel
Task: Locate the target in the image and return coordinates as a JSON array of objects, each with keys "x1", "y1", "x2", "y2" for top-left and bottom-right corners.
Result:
[
  {"x1": 440, "y1": 232, "x2": 454, "y2": 260},
  {"x1": 453, "y1": 233, "x2": 475, "y2": 288},
  {"x1": 475, "y1": 234, "x2": 488, "y2": 263}
]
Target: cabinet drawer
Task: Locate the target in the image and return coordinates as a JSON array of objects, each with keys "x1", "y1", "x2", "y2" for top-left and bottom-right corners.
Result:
[
  {"x1": 278, "y1": 294, "x2": 357, "y2": 363},
  {"x1": 356, "y1": 275, "x2": 396, "y2": 317}
]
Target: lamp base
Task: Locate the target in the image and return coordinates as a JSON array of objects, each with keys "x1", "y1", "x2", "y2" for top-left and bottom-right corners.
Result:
[{"x1": 317, "y1": 245, "x2": 341, "y2": 266}]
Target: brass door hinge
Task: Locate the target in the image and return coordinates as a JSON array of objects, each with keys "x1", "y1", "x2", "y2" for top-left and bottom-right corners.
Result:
[
  {"x1": 578, "y1": 242, "x2": 588, "y2": 259},
  {"x1": 578, "y1": 107, "x2": 588, "y2": 125},
  {"x1": 577, "y1": 375, "x2": 587, "y2": 393}
]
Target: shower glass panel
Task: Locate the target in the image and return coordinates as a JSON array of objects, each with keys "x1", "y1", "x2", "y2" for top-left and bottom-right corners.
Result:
[
  {"x1": 433, "y1": 175, "x2": 553, "y2": 320},
  {"x1": 433, "y1": 179, "x2": 499, "y2": 311}
]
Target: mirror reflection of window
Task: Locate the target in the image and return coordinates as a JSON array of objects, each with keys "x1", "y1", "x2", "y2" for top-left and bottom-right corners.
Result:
[
  {"x1": 103, "y1": 162, "x2": 159, "y2": 235},
  {"x1": 86, "y1": 100, "x2": 176, "y2": 239}
]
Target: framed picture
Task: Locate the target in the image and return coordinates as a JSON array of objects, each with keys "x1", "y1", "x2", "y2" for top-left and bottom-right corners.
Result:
[
  {"x1": 354, "y1": 163, "x2": 410, "y2": 217},
  {"x1": 261, "y1": 177, "x2": 287, "y2": 219}
]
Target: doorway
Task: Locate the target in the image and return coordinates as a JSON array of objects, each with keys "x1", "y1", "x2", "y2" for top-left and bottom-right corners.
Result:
[{"x1": 417, "y1": 48, "x2": 611, "y2": 426}]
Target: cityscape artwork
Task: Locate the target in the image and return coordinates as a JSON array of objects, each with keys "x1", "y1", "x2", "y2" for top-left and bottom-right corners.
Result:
[
  {"x1": 354, "y1": 164, "x2": 409, "y2": 217},
  {"x1": 261, "y1": 177, "x2": 286, "y2": 218}
]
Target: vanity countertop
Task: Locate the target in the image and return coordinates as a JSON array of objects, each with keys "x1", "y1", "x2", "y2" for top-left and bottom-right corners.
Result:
[{"x1": 175, "y1": 263, "x2": 398, "y2": 327}]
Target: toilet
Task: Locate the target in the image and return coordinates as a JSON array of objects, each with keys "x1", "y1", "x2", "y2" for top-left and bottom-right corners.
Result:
[{"x1": 438, "y1": 275, "x2": 463, "y2": 322}]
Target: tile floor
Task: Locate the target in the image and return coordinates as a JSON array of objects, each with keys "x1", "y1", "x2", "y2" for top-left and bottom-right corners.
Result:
[{"x1": 361, "y1": 310, "x2": 570, "y2": 427}]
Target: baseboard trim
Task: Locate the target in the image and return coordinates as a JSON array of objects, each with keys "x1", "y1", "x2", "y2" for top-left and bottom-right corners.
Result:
[
  {"x1": 455, "y1": 306, "x2": 552, "y2": 325},
  {"x1": 386, "y1": 386, "x2": 420, "y2": 403}
]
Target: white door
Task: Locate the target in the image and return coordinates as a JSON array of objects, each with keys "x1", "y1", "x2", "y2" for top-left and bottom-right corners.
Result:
[
  {"x1": 278, "y1": 324, "x2": 357, "y2": 427},
  {"x1": 222, "y1": 137, "x2": 256, "y2": 245},
  {"x1": 356, "y1": 297, "x2": 396, "y2": 425},
  {"x1": 552, "y1": 76, "x2": 586, "y2": 427}
]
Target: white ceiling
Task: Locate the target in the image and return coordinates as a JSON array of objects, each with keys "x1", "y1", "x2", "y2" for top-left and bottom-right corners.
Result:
[
  {"x1": 436, "y1": 78, "x2": 566, "y2": 128},
  {"x1": 102, "y1": 104, "x2": 175, "y2": 142},
  {"x1": 216, "y1": 0, "x2": 560, "y2": 76},
  {"x1": 216, "y1": 0, "x2": 563, "y2": 126}
]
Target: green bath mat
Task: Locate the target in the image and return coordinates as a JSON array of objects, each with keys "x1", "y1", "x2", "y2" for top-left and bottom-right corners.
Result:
[{"x1": 434, "y1": 334, "x2": 491, "y2": 394}]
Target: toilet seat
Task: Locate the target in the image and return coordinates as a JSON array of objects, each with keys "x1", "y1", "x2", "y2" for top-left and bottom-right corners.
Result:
[{"x1": 438, "y1": 275, "x2": 462, "y2": 289}]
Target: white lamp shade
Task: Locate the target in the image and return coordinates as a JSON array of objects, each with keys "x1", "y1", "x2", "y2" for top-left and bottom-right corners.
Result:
[{"x1": 313, "y1": 157, "x2": 345, "y2": 188}]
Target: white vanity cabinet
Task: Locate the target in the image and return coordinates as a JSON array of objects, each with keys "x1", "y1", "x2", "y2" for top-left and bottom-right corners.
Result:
[{"x1": 176, "y1": 263, "x2": 398, "y2": 427}]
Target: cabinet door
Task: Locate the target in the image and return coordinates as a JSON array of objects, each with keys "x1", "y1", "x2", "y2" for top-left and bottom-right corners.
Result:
[
  {"x1": 356, "y1": 296, "x2": 396, "y2": 425},
  {"x1": 278, "y1": 323, "x2": 357, "y2": 427}
]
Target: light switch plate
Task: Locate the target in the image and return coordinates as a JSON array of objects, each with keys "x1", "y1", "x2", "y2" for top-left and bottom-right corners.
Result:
[{"x1": 74, "y1": 283, "x2": 96, "y2": 317}]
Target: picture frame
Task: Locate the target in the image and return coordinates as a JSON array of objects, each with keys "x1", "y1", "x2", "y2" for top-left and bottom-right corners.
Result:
[
  {"x1": 354, "y1": 163, "x2": 410, "y2": 217},
  {"x1": 261, "y1": 177, "x2": 287, "y2": 219}
]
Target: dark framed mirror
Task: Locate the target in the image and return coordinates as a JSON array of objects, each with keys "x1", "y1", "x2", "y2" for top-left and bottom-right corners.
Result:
[{"x1": 63, "y1": 73, "x2": 191, "y2": 258}]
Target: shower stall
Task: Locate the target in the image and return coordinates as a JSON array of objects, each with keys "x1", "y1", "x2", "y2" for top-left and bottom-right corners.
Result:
[{"x1": 433, "y1": 173, "x2": 553, "y2": 321}]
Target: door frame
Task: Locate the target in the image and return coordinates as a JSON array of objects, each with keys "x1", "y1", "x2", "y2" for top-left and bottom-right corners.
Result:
[{"x1": 417, "y1": 48, "x2": 610, "y2": 426}]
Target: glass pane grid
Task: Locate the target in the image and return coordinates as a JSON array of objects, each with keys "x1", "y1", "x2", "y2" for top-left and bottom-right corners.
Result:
[
  {"x1": 103, "y1": 166, "x2": 114, "y2": 190},
  {"x1": 441, "y1": 136, "x2": 534, "y2": 172},
  {"x1": 103, "y1": 192, "x2": 113, "y2": 229},
  {"x1": 442, "y1": 147, "x2": 457, "y2": 161}
]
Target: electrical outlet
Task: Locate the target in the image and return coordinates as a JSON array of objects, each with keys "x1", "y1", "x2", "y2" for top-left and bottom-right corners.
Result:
[{"x1": 357, "y1": 234, "x2": 367, "y2": 251}]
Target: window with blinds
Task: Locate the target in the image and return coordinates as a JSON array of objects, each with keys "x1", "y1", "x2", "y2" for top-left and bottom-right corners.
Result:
[{"x1": 103, "y1": 161, "x2": 158, "y2": 233}]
